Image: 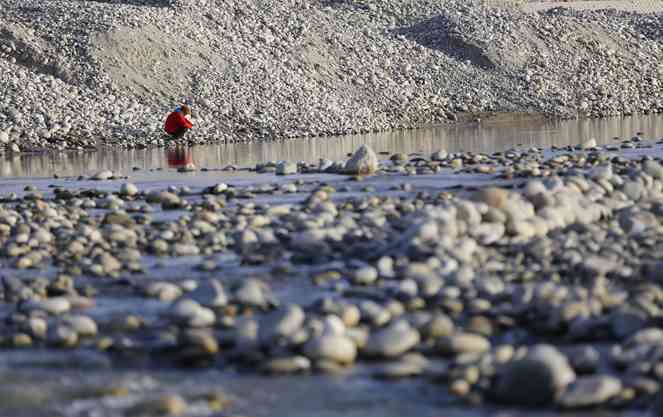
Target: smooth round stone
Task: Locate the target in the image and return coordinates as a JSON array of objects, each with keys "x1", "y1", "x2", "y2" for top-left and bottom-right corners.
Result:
[
  {"x1": 145, "y1": 282, "x2": 182, "y2": 302},
  {"x1": 450, "y1": 379, "x2": 471, "y2": 397},
  {"x1": 581, "y1": 138, "x2": 597, "y2": 149},
  {"x1": 23, "y1": 297, "x2": 71, "y2": 315},
  {"x1": 422, "y1": 314, "x2": 455, "y2": 338},
  {"x1": 120, "y1": 183, "x2": 139, "y2": 196},
  {"x1": 92, "y1": 170, "x2": 113, "y2": 180},
  {"x1": 359, "y1": 301, "x2": 391, "y2": 326},
  {"x1": 170, "y1": 299, "x2": 216, "y2": 327},
  {"x1": 276, "y1": 161, "x2": 298, "y2": 175},
  {"x1": 12, "y1": 333, "x2": 32, "y2": 348},
  {"x1": 559, "y1": 375, "x2": 622, "y2": 408},
  {"x1": 438, "y1": 333, "x2": 491, "y2": 355},
  {"x1": 475, "y1": 187, "x2": 509, "y2": 209},
  {"x1": 374, "y1": 360, "x2": 425, "y2": 379},
  {"x1": 173, "y1": 243, "x2": 200, "y2": 256},
  {"x1": 303, "y1": 335, "x2": 357, "y2": 365},
  {"x1": 63, "y1": 315, "x2": 98, "y2": 337},
  {"x1": 235, "y1": 279, "x2": 270, "y2": 308},
  {"x1": 643, "y1": 160, "x2": 663, "y2": 179},
  {"x1": 352, "y1": 266, "x2": 378, "y2": 285},
  {"x1": 48, "y1": 325, "x2": 79, "y2": 347},
  {"x1": 363, "y1": 320, "x2": 420, "y2": 358},
  {"x1": 346, "y1": 327, "x2": 369, "y2": 349},
  {"x1": 340, "y1": 304, "x2": 361, "y2": 327},
  {"x1": 179, "y1": 329, "x2": 219, "y2": 355},
  {"x1": 627, "y1": 328, "x2": 663, "y2": 346},
  {"x1": 263, "y1": 356, "x2": 311, "y2": 374},
  {"x1": 258, "y1": 304, "x2": 305, "y2": 344},
  {"x1": 431, "y1": 150, "x2": 448, "y2": 161},
  {"x1": 496, "y1": 345, "x2": 575, "y2": 406},
  {"x1": 66, "y1": 296, "x2": 95, "y2": 310},
  {"x1": 24, "y1": 317, "x2": 48, "y2": 338}
]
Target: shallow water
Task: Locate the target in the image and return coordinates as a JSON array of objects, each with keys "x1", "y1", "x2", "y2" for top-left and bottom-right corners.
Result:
[
  {"x1": 1, "y1": 115, "x2": 662, "y2": 417},
  {"x1": 3, "y1": 114, "x2": 663, "y2": 178}
]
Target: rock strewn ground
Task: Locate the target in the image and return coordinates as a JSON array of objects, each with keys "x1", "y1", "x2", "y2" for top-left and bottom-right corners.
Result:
[
  {"x1": 1, "y1": 0, "x2": 663, "y2": 153},
  {"x1": 1, "y1": 137, "x2": 663, "y2": 414}
]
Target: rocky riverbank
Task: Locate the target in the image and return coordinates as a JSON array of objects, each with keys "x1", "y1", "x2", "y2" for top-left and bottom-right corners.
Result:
[
  {"x1": 2, "y1": 135, "x2": 663, "y2": 414},
  {"x1": 1, "y1": 0, "x2": 663, "y2": 152}
]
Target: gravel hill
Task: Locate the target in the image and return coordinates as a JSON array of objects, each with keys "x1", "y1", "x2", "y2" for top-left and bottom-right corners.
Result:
[{"x1": 1, "y1": 0, "x2": 663, "y2": 151}]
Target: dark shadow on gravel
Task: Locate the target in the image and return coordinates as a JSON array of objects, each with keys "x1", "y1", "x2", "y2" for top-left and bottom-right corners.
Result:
[{"x1": 395, "y1": 15, "x2": 496, "y2": 70}]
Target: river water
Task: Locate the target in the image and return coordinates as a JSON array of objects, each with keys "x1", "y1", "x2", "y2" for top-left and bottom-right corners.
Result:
[
  {"x1": 0, "y1": 115, "x2": 660, "y2": 417},
  {"x1": 2, "y1": 114, "x2": 663, "y2": 178}
]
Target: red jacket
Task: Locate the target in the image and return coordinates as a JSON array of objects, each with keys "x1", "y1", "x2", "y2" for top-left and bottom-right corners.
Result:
[{"x1": 164, "y1": 111, "x2": 193, "y2": 134}]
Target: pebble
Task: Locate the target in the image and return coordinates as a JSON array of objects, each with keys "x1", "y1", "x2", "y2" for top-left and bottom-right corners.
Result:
[
  {"x1": 258, "y1": 304, "x2": 306, "y2": 344},
  {"x1": 120, "y1": 183, "x2": 139, "y2": 196},
  {"x1": 63, "y1": 315, "x2": 98, "y2": 337},
  {"x1": 344, "y1": 145, "x2": 379, "y2": 175},
  {"x1": 169, "y1": 299, "x2": 216, "y2": 327},
  {"x1": 263, "y1": 356, "x2": 311, "y2": 374},
  {"x1": 496, "y1": 345, "x2": 576, "y2": 406},
  {"x1": 276, "y1": 161, "x2": 298, "y2": 175},
  {"x1": 363, "y1": 320, "x2": 420, "y2": 358},
  {"x1": 22, "y1": 297, "x2": 71, "y2": 315},
  {"x1": 559, "y1": 375, "x2": 622, "y2": 408},
  {"x1": 235, "y1": 279, "x2": 271, "y2": 309},
  {"x1": 438, "y1": 333, "x2": 491, "y2": 355}
]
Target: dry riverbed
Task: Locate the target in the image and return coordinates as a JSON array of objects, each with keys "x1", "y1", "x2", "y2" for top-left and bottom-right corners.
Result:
[{"x1": 1, "y1": 133, "x2": 663, "y2": 416}]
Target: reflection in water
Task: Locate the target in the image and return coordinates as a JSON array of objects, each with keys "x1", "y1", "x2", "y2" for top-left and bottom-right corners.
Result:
[
  {"x1": 2, "y1": 115, "x2": 663, "y2": 178},
  {"x1": 166, "y1": 147, "x2": 195, "y2": 170}
]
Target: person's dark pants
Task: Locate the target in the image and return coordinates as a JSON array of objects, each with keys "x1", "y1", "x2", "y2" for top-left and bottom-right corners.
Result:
[{"x1": 167, "y1": 127, "x2": 188, "y2": 141}]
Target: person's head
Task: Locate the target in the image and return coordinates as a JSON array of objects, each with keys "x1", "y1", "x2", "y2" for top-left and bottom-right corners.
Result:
[{"x1": 181, "y1": 105, "x2": 192, "y2": 116}]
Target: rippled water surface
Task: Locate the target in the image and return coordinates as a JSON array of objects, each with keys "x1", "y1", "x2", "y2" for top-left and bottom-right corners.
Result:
[{"x1": 3, "y1": 114, "x2": 663, "y2": 178}]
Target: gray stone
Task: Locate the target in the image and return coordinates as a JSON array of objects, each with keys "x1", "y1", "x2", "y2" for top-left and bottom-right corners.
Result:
[
  {"x1": 474, "y1": 187, "x2": 508, "y2": 209},
  {"x1": 352, "y1": 266, "x2": 378, "y2": 285},
  {"x1": 62, "y1": 315, "x2": 98, "y2": 337},
  {"x1": 363, "y1": 320, "x2": 420, "y2": 358},
  {"x1": 644, "y1": 160, "x2": 663, "y2": 179},
  {"x1": 22, "y1": 297, "x2": 71, "y2": 315},
  {"x1": 431, "y1": 150, "x2": 448, "y2": 161},
  {"x1": 92, "y1": 170, "x2": 113, "y2": 181},
  {"x1": 422, "y1": 314, "x2": 455, "y2": 338},
  {"x1": 235, "y1": 279, "x2": 272, "y2": 309},
  {"x1": 169, "y1": 299, "x2": 216, "y2": 327},
  {"x1": 258, "y1": 304, "x2": 306, "y2": 344},
  {"x1": 496, "y1": 344, "x2": 575, "y2": 406},
  {"x1": 120, "y1": 183, "x2": 138, "y2": 196},
  {"x1": 344, "y1": 145, "x2": 378, "y2": 175},
  {"x1": 559, "y1": 376, "x2": 622, "y2": 408},
  {"x1": 263, "y1": 356, "x2": 311, "y2": 374},
  {"x1": 145, "y1": 282, "x2": 182, "y2": 302},
  {"x1": 276, "y1": 161, "x2": 298, "y2": 175},
  {"x1": 303, "y1": 335, "x2": 357, "y2": 365},
  {"x1": 438, "y1": 333, "x2": 490, "y2": 355}
]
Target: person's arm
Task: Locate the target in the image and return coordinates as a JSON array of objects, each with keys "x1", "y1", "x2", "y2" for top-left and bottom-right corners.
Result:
[{"x1": 177, "y1": 113, "x2": 193, "y2": 129}]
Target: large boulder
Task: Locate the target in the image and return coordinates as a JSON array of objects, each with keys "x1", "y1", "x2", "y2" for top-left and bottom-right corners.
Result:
[
  {"x1": 495, "y1": 344, "x2": 575, "y2": 406},
  {"x1": 344, "y1": 145, "x2": 378, "y2": 175}
]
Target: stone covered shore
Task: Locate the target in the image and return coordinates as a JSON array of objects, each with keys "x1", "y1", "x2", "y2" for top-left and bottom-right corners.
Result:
[
  {"x1": 2, "y1": 136, "x2": 663, "y2": 414},
  {"x1": 1, "y1": 0, "x2": 663, "y2": 152}
]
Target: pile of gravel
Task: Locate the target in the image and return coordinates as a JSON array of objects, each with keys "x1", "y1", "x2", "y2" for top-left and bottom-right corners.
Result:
[{"x1": 1, "y1": 0, "x2": 662, "y2": 152}]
